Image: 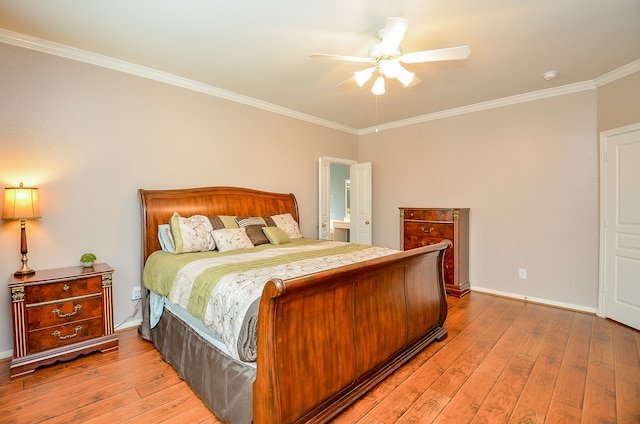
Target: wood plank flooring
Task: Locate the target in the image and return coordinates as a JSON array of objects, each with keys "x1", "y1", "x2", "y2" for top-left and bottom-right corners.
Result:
[{"x1": 1, "y1": 292, "x2": 639, "y2": 423}]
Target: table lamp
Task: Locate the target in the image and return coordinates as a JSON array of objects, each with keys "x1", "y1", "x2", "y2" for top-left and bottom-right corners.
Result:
[{"x1": 2, "y1": 182, "x2": 41, "y2": 276}]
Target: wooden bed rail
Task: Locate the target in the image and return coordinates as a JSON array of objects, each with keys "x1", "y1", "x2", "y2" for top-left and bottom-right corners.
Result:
[{"x1": 254, "y1": 241, "x2": 450, "y2": 424}]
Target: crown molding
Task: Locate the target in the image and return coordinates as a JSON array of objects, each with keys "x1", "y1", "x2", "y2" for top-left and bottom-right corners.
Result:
[
  {"x1": 359, "y1": 58, "x2": 640, "y2": 135},
  {"x1": 358, "y1": 80, "x2": 596, "y2": 135},
  {"x1": 1, "y1": 28, "x2": 636, "y2": 137},
  {"x1": 0, "y1": 28, "x2": 358, "y2": 135},
  {"x1": 593, "y1": 58, "x2": 640, "y2": 87}
]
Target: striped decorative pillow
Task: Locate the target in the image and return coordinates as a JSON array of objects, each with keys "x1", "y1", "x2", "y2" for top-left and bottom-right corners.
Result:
[
  {"x1": 235, "y1": 216, "x2": 267, "y2": 228},
  {"x1": 235, "y1": 216, "x2": 277, "y2": 245}
]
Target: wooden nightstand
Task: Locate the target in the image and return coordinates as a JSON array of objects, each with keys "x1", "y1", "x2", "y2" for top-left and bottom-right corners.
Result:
[{"x1": 8, "y1": 263, "x2": 119, "y2": 378}]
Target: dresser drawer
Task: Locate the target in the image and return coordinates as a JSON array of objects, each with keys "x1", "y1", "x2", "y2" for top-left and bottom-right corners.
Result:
[
  {"x1": 403, "y1": 221, "x2": 453, "y2": 240},
  {"x1": 28, "y1": 317, "x2": 104, "y2": 354},
  {"x1": 403, "y1": 209, "x2": 454, "y2": 222},
  {"x1": 25, "y1": 276, "x2": 102, "y2": 304},
  {"x1": 404, "y1": 236, "x2": 451, "y2": 250},
  {"x1": 27, "y1": 295, "x2": 103, "y2": 329}
]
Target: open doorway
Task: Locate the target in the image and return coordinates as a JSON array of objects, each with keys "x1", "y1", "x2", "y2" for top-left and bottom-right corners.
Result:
[{"x1": 318, "y1": 157, "x2": 372, "y2": 244}]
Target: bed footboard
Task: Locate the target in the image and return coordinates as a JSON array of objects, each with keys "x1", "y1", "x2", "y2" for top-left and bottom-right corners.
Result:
[{"x1": 254, "y1": 241, "x2": 450, "y2": 424}]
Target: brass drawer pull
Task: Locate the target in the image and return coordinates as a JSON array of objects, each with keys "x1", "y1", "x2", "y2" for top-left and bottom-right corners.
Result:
[
  {"x1": 51, "y1": 304, "x2": 82, "y2": 318},
  {"x1": 421, "y1": 226, "x2": 435, "y2": 233},
  {"x1": 52, "y1": 326, "x2": 82, "y2": 340},
  {"x1": 63, "y1": 284, "x2": 70, "y2": 291}
]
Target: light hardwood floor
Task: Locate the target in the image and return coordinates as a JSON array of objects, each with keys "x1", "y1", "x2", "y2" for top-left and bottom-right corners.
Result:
[{"x1": 1, "y1": 292, "x2": 639, "y2": 423}]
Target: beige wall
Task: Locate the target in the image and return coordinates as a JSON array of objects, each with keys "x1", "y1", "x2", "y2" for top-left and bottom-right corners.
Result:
[
  {"x1": 359, "y1": 90, "x2": 601, "y2": 310},
  {"x1": 0, "y1": 44, "x2": 358, "y2": 355},
  {"x1": 597, "y1": 71, "x2": 640, "y2": 131}
]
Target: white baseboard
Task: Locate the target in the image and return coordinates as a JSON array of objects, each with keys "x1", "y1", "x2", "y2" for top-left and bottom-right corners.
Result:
[
  {"x1": 115, "y1": 318, "x2": 142, "y2": 331},
  {"x1": 0, "y1": 318, "x2": 143, "y2": 361},
  {"x1": 470, "y1": 285, "x2": 597, "y2": 314}
]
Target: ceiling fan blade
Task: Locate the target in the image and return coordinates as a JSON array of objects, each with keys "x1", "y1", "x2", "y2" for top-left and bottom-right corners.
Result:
[
  {"x1": 309, "y1": 53, "x2": 372, "y2": 63},
  {"x1": 336, "y1": 76, "x2": 356, "y2": 88},
  {"x1": 380, "y1": 17, "x2": 408, "y2": 55},
  {"x1": 400, "y1": 45, "x2": 471, "y2": 64}
]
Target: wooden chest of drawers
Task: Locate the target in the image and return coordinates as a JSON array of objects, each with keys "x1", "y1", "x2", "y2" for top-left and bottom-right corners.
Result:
[
  {"x1": 400, "y1": 208, "x2": 470, "y2": 297},
  {"x1": 8, "y1": 263, "x2": 119, "y2": 378}
]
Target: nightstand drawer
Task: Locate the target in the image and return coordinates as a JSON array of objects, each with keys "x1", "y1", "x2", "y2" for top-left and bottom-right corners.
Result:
[
  {"x1": 25, "y1": 276, "x2": 102, "y2": 304},
  {"x1": 28, "y1": 317, "x2": 104, "y2": 353},
  {"x1": 27, "y1": 295, "x2": 103, "y2": 329}
]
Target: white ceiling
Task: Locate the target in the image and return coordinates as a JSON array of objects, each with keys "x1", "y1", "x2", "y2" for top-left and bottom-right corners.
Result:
[{"x1": 1, "y1": 0, "x2": 639, "y2": 132}]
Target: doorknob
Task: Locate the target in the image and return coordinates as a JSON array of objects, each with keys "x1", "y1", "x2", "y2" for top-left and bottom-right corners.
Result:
[{"x1": 365, "y1": 220, "x2": 370, "y2": 225}]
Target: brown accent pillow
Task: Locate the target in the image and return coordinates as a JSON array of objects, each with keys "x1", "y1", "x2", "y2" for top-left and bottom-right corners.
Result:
[
  {"x1": 244, "y1": 225, "x2": 270, "y2": 245},
  {"x1": 208, "y1": 215, "x2": 238, "y2": 230}
]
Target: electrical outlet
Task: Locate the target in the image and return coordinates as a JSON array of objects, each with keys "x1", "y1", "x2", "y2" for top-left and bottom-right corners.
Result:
[
  {"x1": 131, "y1": 286, "x2": 142, "y2": 300},
  {"x1": 519, "y1": 268, "x2": 527, "y2": 279}
]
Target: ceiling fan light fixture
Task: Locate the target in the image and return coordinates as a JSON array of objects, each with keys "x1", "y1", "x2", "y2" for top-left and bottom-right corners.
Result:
[
  {"x1": 310, "y1": 18, "x2": 471, "y2": 96},
  {"x1": 396, "y1": 68, "x2": 415, "y2": 87},
  {"x1": 371, "y1": 76, "x2": 385, "y2": 95},
  {"x1": 380, "y1": 59, "x2": 402, "y2": 78},
  {"x1": 354, "y1": 67, "x2": 375, "y2": 87}
]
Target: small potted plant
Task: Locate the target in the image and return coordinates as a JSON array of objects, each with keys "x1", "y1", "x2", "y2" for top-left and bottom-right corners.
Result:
[{"x1": 80, "y1": 252, "x2": 97, "y2": 267}]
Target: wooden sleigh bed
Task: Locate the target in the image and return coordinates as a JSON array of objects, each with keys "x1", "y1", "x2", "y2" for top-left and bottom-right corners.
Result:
[{"x1": 138, "y1": 186, "x2": 449, "y2": 424}]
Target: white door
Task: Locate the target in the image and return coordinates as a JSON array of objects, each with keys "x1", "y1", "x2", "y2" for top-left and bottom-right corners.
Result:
[
  {"x1": 318, "y1": 157, "x2": 331, "y2": 240},
  {"x1": 350, "y1": 162, "x2": 372, "y2": 245},
  {"x1": 600, "y1": 123, "x2": 640, "y2": 330}
]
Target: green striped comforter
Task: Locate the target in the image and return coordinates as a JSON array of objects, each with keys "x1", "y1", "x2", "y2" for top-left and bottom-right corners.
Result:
[{"x1": 143, "y1": 238, "x2": 397, "y2": 362}]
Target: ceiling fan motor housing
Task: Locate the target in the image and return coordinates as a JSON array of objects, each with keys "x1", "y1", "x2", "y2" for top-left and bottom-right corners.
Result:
[{"x1": 369, "y1": 43, "x2": 400, "y2": 60}]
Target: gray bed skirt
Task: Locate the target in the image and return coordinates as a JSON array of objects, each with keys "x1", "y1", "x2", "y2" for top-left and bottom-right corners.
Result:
[{"x1": 139, "y1": 293, "x2": 255, "y2": 423}]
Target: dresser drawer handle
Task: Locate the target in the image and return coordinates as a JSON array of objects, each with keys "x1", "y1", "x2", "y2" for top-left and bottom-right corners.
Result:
[
  {"x1": 52, "y1": 326, "x2": 83, "y2": 340},
  {"x1": 421, "y1": 226, "x2": 435, "y2": 233},
  {"x1": 51, "y1": 304, "x2": 82, "y2": 318},
  {"x1": 63, "y1": 284, "x2": 70, "y2": 291}
]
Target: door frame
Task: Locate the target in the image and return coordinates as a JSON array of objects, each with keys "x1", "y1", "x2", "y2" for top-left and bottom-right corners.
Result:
[
  {"x1": 597, "y1": 122, "x2": 640, "y2": 318},
  {"x1": 318, "y1": 157, "x2": 357, "y2": 240}
]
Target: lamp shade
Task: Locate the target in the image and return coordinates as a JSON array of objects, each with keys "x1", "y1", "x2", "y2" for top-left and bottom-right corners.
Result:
[{"x1": 2, "y1": 183, "x2": 41, "y2": 220}]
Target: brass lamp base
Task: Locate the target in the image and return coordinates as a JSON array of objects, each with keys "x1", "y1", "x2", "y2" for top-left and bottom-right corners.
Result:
[
  {"x1": 14, "y1": 267, "x2": 35, "y2": 277},
  {"x1": 14, "y1": 253, "x2": 35, "y2": 277}
]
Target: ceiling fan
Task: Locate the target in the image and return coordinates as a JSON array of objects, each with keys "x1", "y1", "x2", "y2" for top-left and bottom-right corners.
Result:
[{"x1": 310, "y1": 17, "x2": 470, "y2": 95}]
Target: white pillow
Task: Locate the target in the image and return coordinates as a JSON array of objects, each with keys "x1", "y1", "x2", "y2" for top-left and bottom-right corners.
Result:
[
  {"x1": 271, "y1": 213, "x2": 303, "y2": 239},
  {"x1": 212, "y1": 227, "x2": 255, "y2": 253},
  {"x1": 169, "y1": 212, "x2": 216, "y2": 254}
]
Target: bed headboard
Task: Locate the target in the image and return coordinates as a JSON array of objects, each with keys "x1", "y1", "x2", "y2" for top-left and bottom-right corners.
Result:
[{"x1": 139, "y1": 186, "x2": 299, "y2": 264}]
